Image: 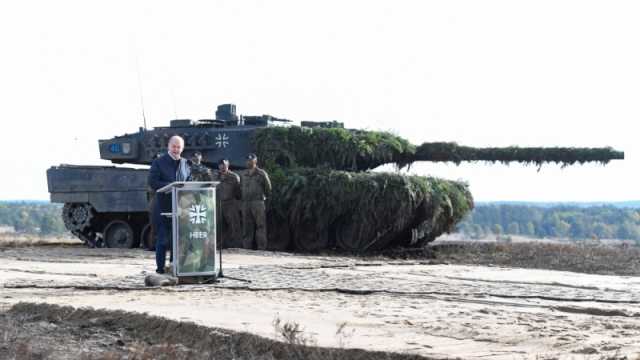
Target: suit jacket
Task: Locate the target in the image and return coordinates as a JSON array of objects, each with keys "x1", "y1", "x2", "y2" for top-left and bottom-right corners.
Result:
[{"x1": 148, "y1": 153, "x2": 192, "y2": 213}]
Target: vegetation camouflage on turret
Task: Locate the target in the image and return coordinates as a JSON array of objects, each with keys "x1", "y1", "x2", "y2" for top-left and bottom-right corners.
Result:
[
  {"x1": 252, "y1": 126, "x2": 623, "y2": 170},
  {"x1": 252, "y1": 126, "x2": 413, "y2": 171},
  {"x1": 251, "y1": 126, "x2": 622, "y2": 252}
]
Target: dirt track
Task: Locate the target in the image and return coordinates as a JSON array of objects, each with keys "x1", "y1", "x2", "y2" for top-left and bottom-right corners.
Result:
[{"x1": 1, "y1": 245, "x2": 640, "y2": 359}]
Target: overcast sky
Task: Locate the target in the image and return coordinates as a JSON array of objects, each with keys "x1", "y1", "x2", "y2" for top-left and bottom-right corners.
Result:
[{"x1": 0, "y1": 0, "x2": 637, "y2": 201}]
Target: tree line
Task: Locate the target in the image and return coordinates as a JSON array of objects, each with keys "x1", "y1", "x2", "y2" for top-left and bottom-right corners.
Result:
[
  {"x1": 457, "y1": 204, "x2": 640, "y2": 242},
  {"x1": 3, "y1": 201, "x2": 640, "y2": 242},
  {"x1": 0, "y1": 202, "x2": 66, "y2": 236}
]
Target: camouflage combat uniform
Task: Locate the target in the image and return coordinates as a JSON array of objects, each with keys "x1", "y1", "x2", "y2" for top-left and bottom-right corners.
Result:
[
  {"x1": 212, "y1": 170, "x2": 242, "y2": 248},
  {"x1": 190, "y1": 163, "x2": 213, "y2": 181},
  {"x1": 240, "y1": 168, "x2": 272, "y2": 250}
]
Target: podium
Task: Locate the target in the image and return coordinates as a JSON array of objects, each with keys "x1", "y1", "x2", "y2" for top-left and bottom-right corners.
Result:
[{"x1": 158, "y1": 181, "x2": 220, "y2": 279}]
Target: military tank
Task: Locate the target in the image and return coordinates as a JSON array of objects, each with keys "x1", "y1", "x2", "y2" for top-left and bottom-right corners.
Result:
[{"x1": 47, "y1": 104, "x2": 624, "y2": 252}]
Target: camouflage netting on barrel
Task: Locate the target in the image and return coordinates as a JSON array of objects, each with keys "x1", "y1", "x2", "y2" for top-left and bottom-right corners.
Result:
[
  {"x1": 265, "y1": 169, "x2": 473, "y2": 253},
  {"x1": 253, "y1": 126, "x2": 624, "y2": 171},
  {"x1": 412, "y1": 143, "x2": 624, "y2": 167}
]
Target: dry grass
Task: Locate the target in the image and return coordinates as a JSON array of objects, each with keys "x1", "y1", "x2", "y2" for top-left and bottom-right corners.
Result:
[
  {"x1": 0, "y1": 233, "x2": 78, "y2": 248},
  {"x1": 1, "y1": 303, "x2": 431, "y2": 360},
  {"x1": 2, "y1": 305, "x2": 634, "y2": 360}
]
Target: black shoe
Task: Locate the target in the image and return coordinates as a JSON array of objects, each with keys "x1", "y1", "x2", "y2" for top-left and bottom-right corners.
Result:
[{"x1": 155, "y1": 269, "x2": 165, "y2": 274}]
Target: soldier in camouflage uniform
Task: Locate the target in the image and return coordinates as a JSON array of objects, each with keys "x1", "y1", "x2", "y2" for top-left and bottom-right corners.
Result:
[
  {"x1": 212, "y1": 159, "x2": 242, "y2": 248},
  {"x1": 240, "y1": 153, "x2": 272, "y2": 250},
  {"x1": 190, "y1": 152, "x2": 213, "y2": 181}
]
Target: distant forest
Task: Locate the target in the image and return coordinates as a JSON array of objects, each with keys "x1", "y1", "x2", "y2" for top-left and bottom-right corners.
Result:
[
  {"x1": 0, "y1": 202, "x2": 66, "y2": 236},
  {"x1": 2, "y1": 201, "x2": 640, "y2": 242},
  {"x1": 457, "y1": 204, "x2": 640, "y2": 242}
]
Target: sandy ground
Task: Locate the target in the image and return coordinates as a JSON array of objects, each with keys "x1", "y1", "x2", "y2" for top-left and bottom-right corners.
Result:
[{"x1": 1, "y1": 245, "x2": 639, "y2": 359}]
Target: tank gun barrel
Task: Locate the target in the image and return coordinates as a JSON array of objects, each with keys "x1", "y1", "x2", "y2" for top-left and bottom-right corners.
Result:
[
  {"x1": 252, "y1": 127, "x2": 624, "y2": 171},
  {"x1": 408, "y1": 142, "x2": 625, "y2": 167}
]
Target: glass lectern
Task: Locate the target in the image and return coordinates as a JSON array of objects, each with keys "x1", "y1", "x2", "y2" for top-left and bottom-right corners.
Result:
[{"x1": 158, "y1": 181, "x2": 220, "y2": 279}]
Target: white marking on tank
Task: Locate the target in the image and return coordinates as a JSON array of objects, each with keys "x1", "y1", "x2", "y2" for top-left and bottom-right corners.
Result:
[{"x1": 215, "y1": 133, "x2": 230, "y2": 148}]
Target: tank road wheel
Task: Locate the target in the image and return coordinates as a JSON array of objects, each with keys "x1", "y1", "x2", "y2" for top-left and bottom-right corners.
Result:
[
  {"x1": 103, "y1": 220, "x2": 135, "y2": 248},
  {"x1": 140, "y1": 223, "x2": 155, "y2": 251},
  {"x1": 62, "y1": 203, "x2": 94, "y2": 232}
]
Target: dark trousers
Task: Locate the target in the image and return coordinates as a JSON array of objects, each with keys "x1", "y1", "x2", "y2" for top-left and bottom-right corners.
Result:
[
  {"x1": 220, "y1": 200, "x2": 242, "y2": 248},
  {"x1": 242, "y1": 200, "x2": 267, "y2": 250},
  {"x1": 154, "y1": 203, "x2": 173, "y2": 272}
]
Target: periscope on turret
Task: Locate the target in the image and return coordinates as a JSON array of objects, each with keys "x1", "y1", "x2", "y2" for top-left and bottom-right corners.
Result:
[{"x1": 47, "y1": 104, "x2": 624, "y2": 253}]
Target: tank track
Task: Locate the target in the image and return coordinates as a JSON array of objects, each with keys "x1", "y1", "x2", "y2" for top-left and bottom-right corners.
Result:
[
  {"x1": 62, "y1": 204, "x2": 103, "y2": 248},
  {"x1": 70, "y1": 229, "x2": 103, "y2": 248}
]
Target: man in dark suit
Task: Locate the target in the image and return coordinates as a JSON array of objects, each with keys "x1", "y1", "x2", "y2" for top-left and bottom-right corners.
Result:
[{"x1": 148, "y1": 135, "x2": 192, "y2": 274}]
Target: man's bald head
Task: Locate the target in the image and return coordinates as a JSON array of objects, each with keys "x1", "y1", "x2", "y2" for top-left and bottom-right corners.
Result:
[
  {"x1": 169, "y1": 135, "x2": 184, "y2": 146},
  {"x1": 167, "y1": 135, "x2": 185, "y2": 159}
]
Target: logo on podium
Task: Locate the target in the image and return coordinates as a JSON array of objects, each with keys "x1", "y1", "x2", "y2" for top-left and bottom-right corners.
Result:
[{"x1": 188, "y1": 204, "x2": 208, "y2": 224}]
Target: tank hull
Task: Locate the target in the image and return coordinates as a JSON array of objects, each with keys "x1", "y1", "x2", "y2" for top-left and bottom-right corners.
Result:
[
  {"x1": 47, "y1": 165, "x2": 475, "y2": 252},
  {"x1": 266, "y1": 169, "x2": 474, "y2": 252},
  {"x1": 47, "y1": 165, "x2": 151, "y2": 248}
]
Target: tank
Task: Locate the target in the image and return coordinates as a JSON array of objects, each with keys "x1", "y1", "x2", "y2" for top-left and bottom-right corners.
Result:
[{"x1": 47, "y1": 104, "x2": 624, "y2": 252}]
